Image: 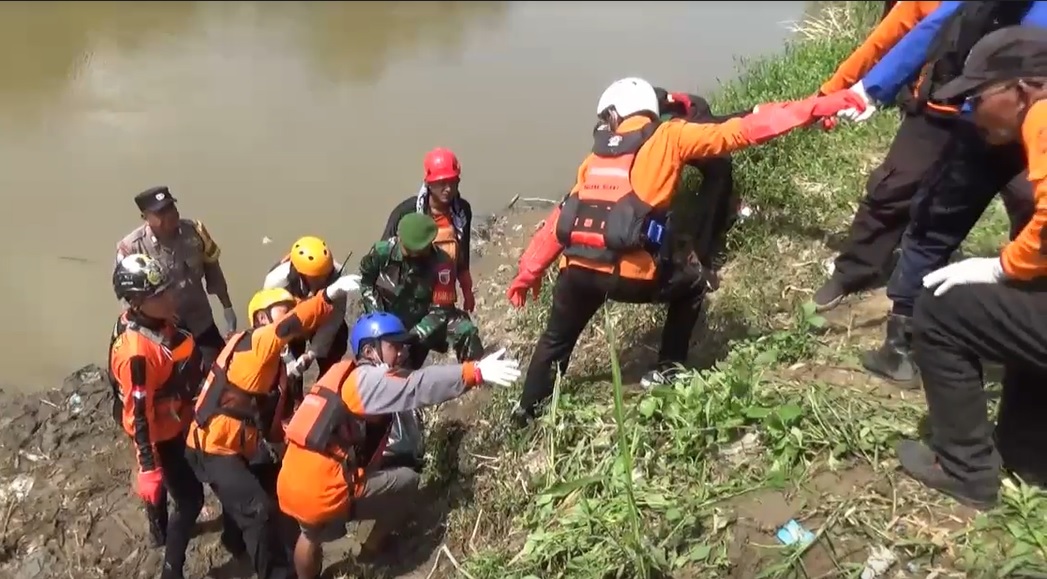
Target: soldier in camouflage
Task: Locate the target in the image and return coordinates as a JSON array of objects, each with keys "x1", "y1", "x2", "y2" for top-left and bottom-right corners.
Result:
[{"x1": 359, "y1": 213, "x2": 483, "y2": 369}]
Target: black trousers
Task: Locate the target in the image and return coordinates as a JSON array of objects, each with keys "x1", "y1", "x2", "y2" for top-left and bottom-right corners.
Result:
[
  {"x1": 152, "y1": 437, "x2": 205, "y2": 578},
  {"x1": 912, "y1": 280, "x2": 1047, "y2": 490},
  {"x1": 887, "y1": 122, "x2": 1029, "y2": 316},
  {"x1": 682, "y1": 94, "x2": 739, "y2": 270},
  {"x1": 833, "y1": 113, "x2": 956, "y2": 290},
  {"x1": 834, "y1": 113, "x2": 1032, "y2": 292},
  {"x1": 186, "y1": 450, "x2": 293, "y2": 579},
  {"x1": 518, "y1": 266, "x2": 705, "y2": 412}
]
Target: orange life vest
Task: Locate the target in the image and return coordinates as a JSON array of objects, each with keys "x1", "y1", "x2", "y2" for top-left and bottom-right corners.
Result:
[
  {"x1": 284, "y1": 360, "x2": 366, "y2": 461},
  {"x1": 193, "y1": 331, "x2": 288, "y2": 433},
  {"x1": 107, "y1": 314, "x2": 203, "y2": 436},
  {"x1": 555, "y1": 122, "x2": 662, "y2": 265}
]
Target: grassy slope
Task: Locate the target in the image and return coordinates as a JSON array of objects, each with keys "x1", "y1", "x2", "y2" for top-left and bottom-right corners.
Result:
[{"x1": 422, "y1": 3, "x2": 1044, "y2": 578}]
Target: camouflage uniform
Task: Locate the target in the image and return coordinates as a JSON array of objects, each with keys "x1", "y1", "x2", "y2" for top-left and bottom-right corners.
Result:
[{"x1": 358, "y1": 238, "x2": 482, "y2": 366}]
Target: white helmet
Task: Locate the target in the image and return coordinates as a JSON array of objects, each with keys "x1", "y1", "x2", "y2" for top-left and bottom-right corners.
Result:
[{"x1": 596, "y1": 77, "x2": 659, "y2": 119}]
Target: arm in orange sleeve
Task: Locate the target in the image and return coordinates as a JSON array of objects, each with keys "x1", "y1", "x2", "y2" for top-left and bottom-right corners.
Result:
[
  {"x1": 819, "y1": 1, "x2": 938, "y2": 94},
  {"x1": 1002, "y1": 102, "x2": 1047, "y2": 281},
  {"x1": 1001, "y1": 189, "x2": 1047, "y2": 280},
  {"x1": 112, "y1": 346, "x2": 160, "y2": 472},
  {"x1": 515, "y1": 202, "x2": 566, "y2": 285},
  {"x1": 251, "y1": 291, "x2": 336, "y2": 362},
  {"x1": 668, "y1": 117, "x2": 754, "y2": 161},
  {"x1": 341, "y1": 363, "x2": 481, "y2": 416}
]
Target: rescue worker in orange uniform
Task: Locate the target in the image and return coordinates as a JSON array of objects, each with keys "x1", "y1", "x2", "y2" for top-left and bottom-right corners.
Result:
[
  {"x1": 276, "y1": 312, "x2": 521, "y2": 579},
  {"x1": 505, "y1": 77, "x2": 866, "y2": 426},
  {"x1": 382, "y1": 147, "x2": 477, "y2": 313},
  {"x1": 263, "y1": 236, "x2": 358, "y2": 378},
  {"x1": 185, "y1": 274, "x2": 362, "y2": 579},
  {"x1": 899, "y1": 26, "x2": 1047, "y2": 508},
  {"x1": 108, "y1": 253, "x2": 207, "y2": 579}
]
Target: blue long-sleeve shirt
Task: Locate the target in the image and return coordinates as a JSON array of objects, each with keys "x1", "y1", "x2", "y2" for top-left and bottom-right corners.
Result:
[{"x1": 862, "y1": 1, "x2": 1047, "y2": 106}]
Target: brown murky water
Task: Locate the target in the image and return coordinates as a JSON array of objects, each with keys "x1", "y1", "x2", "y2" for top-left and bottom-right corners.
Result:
[{"x1": 0, "y1": 1, "x2": 804, "y2": 390}]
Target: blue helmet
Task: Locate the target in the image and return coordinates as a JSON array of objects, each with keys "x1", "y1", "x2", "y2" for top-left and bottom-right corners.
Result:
[{"x1": 350, "y1": 312, "x2": 413, "y2": 356}]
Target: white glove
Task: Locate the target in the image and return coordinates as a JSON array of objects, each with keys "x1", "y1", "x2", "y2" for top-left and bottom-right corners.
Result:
[
  {"x1": 836, "y1": 81, "x2": 876, "y2": 123},
  {"x1": 222, "y1": 307, "x2": 238, "y2": 333},
  {"x1": 324, "y1": 274, "x2": 362, "y2": 300},
  {"x1": 922, "y1": 257, "x2": 1006, "y2": 296},
  {"x1": 287, "y1": 350, "x2": 316, "y2": 378},
  {"x1": 475, "y1": 348, "x2": 521, "y2": 387}
]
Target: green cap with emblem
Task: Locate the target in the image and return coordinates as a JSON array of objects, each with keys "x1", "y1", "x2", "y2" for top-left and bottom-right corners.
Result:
[{"x1": 397, "y1": 212, "x2": 439, "y2": 252}]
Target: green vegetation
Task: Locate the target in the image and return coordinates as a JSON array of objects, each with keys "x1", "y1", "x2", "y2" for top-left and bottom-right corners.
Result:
[{"x1": 422, "y1": 3, "x2": 1046, "y2": 578}]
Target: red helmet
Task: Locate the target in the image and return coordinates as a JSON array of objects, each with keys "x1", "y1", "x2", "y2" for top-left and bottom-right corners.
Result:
[{"x1": 423, "y1": 147, "x2": 461, "y2": 183}]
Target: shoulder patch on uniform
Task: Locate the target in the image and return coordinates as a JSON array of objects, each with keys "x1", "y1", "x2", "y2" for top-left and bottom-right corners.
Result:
[{"x1": 189, "y1": 219, "x2": 221, "y2": 262}]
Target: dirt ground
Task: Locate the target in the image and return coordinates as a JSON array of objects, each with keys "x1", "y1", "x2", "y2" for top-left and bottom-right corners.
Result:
[{"x1": 0, "y1": 202, "x2": 551, "y2": 579}]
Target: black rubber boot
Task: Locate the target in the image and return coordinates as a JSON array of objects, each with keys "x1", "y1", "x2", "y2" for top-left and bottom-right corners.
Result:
[
  {"x1": 510, "y1": 405, "x2": 536, "y2": 429},
  {"x1": 813, "y1": 275, "x2": 847, "y2": 312},
  {"x1": 861, "y1": 314, "x2": 920, "y2": 386},
  {"x1": 896, "y1": 440, "x2": 998, "y2": 510}
]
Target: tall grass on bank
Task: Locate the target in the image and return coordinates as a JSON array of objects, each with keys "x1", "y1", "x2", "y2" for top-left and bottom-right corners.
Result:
[{"x1": 445, "y1": 2, "x2": 1046, "y2": 578}]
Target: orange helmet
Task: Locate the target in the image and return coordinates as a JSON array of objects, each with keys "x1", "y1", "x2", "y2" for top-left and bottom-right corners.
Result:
[{"x1": 289, "y1": 236, "x2": 334, "y2": 278}]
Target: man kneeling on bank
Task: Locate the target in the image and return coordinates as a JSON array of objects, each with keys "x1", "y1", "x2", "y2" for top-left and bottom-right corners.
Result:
[{"x1": 276, "y1": 312, "x2": 522, "y2": 578}]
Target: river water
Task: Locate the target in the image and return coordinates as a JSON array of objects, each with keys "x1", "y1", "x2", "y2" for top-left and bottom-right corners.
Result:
[{"x1": 0, "y1": 1, "x2": 805, "y2": 390}]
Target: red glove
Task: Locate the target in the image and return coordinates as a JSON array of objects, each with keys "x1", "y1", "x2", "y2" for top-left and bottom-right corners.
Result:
[
  {"x1": 459, "y1": 270, "x2": 476, "y2": 312},
  {"x1": 668, "y1": 92, "x2": 694, "y2": 116},
  {"x1": 811, "y1": 90, "x2": 867, "y2": 118},
  {"x1": 136, "y1": 469, "x2": 164, "y2": 505},
  {"x1": 506, "y1": 206, "x2": 564, "y2": 308},
  {"x1": 508, "y1": 275, "x2": 543, "y2": 308},
  {"x1": 740, "y1": 92, "x2": 866, "y2": 144}
]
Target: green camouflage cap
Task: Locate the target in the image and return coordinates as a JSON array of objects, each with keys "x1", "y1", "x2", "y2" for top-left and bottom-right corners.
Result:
[{"x1": 397, "y1": 212, "x2": 438, "y2": 252}]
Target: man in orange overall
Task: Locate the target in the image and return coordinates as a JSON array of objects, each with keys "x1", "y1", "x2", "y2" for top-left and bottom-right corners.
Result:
[
  {"x1": 276, "y1": 312, "x2": 521, "y2": 579},
  {"x1": 108, "y1": 253, "x2": 207, "y2": 579},
  {"x1": 505, "y1": 77, "x2": 865, "y2": 426},
  {"x1": 185, "y1": 274, "x2": 361, "y2": 579}
]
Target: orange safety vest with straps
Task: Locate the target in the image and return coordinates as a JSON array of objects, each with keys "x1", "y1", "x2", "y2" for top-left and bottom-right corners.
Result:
[
  {"x1": 555, "y1": 122, "x2": 664, "y2": 267},
  {"x1": 284, "y1": 360, "x2": 391, "y2": 481},
  {"x1": 107, "y1": 313, "x2": 204, "y2": 434},
  {"x1": 193, "y1": 330, "x2": 290, "y2": 449}
]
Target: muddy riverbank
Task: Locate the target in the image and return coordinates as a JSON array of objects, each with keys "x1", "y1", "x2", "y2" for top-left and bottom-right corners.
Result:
[{"x1": 0, "y1": 203, "x2": 549, "y2": 579}]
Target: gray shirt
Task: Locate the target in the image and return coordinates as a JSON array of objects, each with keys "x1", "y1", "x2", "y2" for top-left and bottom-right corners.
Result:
[{"x1": 116, "y1": 219, "x2": 229, "y2": 336}]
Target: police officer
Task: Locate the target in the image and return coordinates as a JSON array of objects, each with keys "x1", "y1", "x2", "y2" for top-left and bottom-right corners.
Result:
[
  {"x1": 898, "y1": 26, "x2": 1047, "y2": 508},
  {"x1": 116, "y1": 186, "x2": 237, "y2": 369},
  {"x1": 359, "y1": 212, "x2": 484, "y2": 369}
]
